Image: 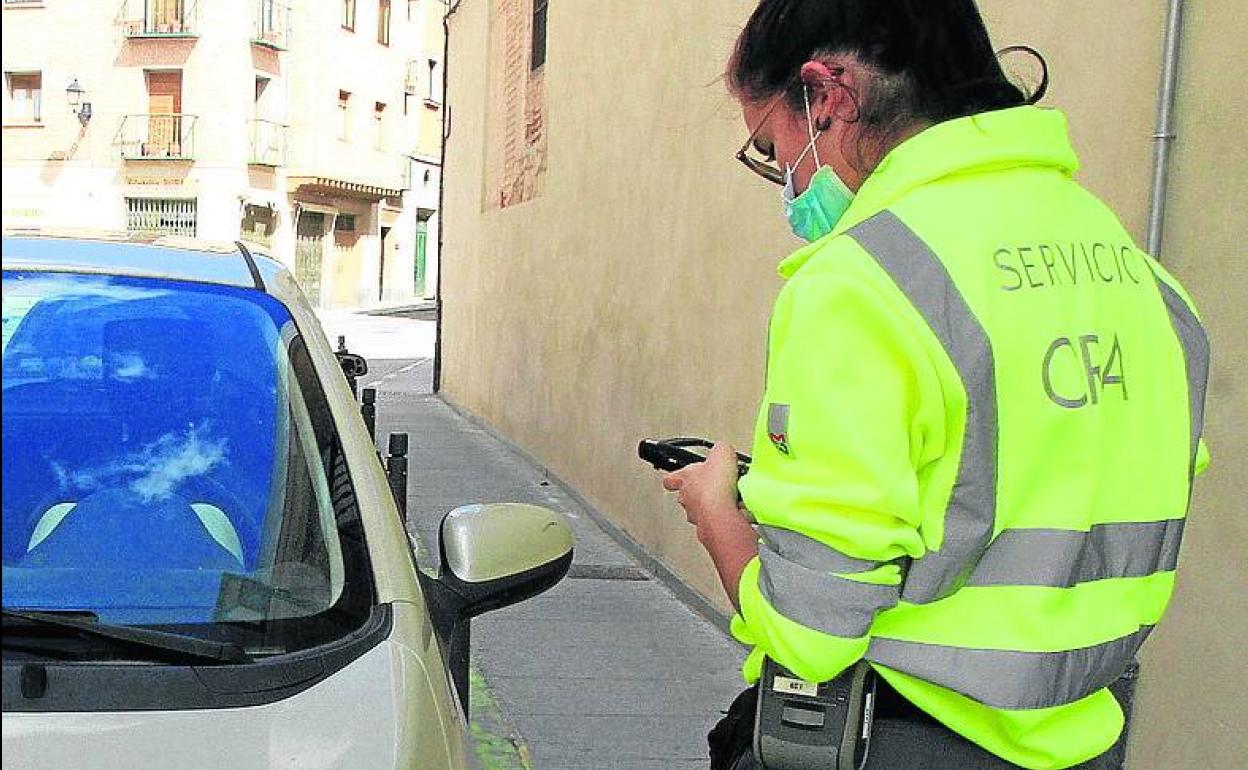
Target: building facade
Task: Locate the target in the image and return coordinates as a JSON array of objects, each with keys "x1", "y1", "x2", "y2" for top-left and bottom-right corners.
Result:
[
  {"x1": 440, "y1": 1, "x2": 1246, "y2": 767},
  {"x1": 1, "y1": 0, "x2": 446, "y2": 308}
]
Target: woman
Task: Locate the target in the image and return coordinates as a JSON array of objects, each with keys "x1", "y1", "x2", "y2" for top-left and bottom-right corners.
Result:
[{"x1": 661, "y1": 1, "x2": 1210, "y2": 769}]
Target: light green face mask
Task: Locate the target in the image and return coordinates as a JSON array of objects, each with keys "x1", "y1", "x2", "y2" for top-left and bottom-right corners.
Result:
[
  {"x1": 782, "y1": 165, "x2": 855, "y2": 242},
  {"x1": 781, "y1": 87, "x2": 855, "y2": 242}
]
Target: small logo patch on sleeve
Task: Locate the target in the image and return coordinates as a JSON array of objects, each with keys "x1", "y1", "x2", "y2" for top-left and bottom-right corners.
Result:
[{"x1": 767, "y1": 403, "x2": 792, "y2": 456}]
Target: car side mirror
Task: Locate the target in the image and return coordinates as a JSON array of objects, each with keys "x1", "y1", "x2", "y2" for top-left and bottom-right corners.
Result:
[
  {"x1": 438, "y1": 502, "x2": 572, "y2": 617},
  {"x1": 419, "y1": 503, "x2": 573, "y2": 714}
]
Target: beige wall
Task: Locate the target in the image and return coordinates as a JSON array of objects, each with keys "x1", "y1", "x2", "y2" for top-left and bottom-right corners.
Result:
[
  {"x1": 444, "y1": 0, "x2": 780, "y2": 604},
  {"x1": 441, "y1": 1, "x2": 1246, "y2": 766},
  {"x1": 1125, "y1": 2, "x2": 1248, "y2": 768}
]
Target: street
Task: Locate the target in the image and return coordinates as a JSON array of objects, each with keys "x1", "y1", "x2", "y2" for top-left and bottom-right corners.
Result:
[
  {"x1": 4, "y1": 0, "x2": 1242, "y2": 764},
  {"x1": 317, "y1": 311, "x2": 746, "y2": 769},
  {"x1": 316, "y1": 309, "x2": 437, "y2": 396}
]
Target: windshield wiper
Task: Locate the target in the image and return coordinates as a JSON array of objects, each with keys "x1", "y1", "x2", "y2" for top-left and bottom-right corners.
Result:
[{"x1": 1, "y1": 608, "x2": 251, "y2": 665}]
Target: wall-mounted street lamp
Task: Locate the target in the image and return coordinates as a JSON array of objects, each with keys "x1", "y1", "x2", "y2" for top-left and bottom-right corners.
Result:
[{"x1": 66, "y1": 79, "x2": 92, "y2": 125}]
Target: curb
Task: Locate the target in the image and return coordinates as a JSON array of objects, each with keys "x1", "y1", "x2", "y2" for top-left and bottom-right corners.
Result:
[{"x1": 362, "y1": 302, "x2": 438, "y2": 318}]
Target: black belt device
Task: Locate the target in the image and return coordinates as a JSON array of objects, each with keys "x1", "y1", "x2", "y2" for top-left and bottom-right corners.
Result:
[{"x1": 754, "y1": 658, "x2": 876, "y2": 770}]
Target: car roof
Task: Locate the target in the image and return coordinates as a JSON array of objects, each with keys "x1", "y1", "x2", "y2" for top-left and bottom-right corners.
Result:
[{"x1": 1, "y1": 230, "x2": 270, "y2": 290}]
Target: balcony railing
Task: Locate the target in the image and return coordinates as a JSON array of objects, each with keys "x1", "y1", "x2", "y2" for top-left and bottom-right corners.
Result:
[
  {"x1": 400, "y1": 156, "x2": 413, "y2": 191},
  {"x1": 117, "y1": 114, "x2": 197, "y2": 160},
  {"x1": 405, "y1": 59, "x2": 420, "y2": 95},
  {"x1": 252, "y1": 0, "x2": 291, "y2": 50},
  {"x1": 249, "y1": 119, "x2": 288, "y2": 166},
  {"x1": 121, "y1": 0, "x2": 199, "y2": 38}
]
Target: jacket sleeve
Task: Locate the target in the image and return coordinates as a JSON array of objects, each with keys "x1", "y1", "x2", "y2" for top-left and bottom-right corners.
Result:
[
  {"x1": 733, "y1": 267, "x2": 941, "y2": 685},
  {"x1": 1195, "y1": 439, "x2": 1211, "y2": 476}
]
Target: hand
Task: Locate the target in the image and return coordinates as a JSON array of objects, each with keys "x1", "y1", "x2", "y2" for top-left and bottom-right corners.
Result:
[
  {"x1": 662, "y1": 442, "x2": 741, "y2": 531},
  {"x1": 661, "y1": 442, "x2": 758, "y2": 609}
]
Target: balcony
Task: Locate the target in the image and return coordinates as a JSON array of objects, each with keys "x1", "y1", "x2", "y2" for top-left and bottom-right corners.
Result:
[
  {"x1": 249, "y1": 119, "x2": 287, "y2": 166},
  {"x1": 117, "y1": 114, "x2": 197, "y2": 160},
  {"x1": 401, "y1": 155, "x2": 440, "y2": 195},
  {"x1": 121, "y1": 0, "x2": 198, "y2": 37},
  {"x1": 400, "y1": 156, "x2": 413, "y2": 191},
  {"x1": 252, "y1": 0, "x2": 291, "y2": 50},
  {"x1": 405, "y1": 59, "x2": 420, "y2": 95}
]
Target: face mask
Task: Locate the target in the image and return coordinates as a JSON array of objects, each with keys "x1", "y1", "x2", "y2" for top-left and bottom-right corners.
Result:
[
  {"x1": 783, "y1": 165, "x2": 855, "y2": 243},
  {"x1": 781, "y1": 87, "x2": 855, "y2": 242}
]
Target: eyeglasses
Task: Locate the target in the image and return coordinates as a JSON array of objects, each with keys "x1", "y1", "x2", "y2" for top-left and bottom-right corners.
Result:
[{"x1": 735, "y1": 92, "x2": 787, "y2": 186}]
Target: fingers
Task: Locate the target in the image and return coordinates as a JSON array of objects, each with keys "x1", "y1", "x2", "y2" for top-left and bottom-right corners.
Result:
[{"x1": 661, "y1": 472, "x2": 697, "y2": 524}]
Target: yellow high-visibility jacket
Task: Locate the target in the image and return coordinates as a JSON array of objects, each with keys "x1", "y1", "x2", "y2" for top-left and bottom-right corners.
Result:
[{"x1": 734, "y1": 106, "x2": 1210, "y2": 770}]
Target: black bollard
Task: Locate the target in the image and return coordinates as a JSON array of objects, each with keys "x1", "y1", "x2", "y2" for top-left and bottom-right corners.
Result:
[
  {"x1": 386, "y1": 432, "x2": 409, "y2": 524},
  {"x1": 361, "y1": 388, "x2": 377, "y2": 444}
]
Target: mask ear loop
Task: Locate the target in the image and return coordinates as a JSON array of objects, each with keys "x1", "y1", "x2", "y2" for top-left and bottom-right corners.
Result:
[
  {"x1": 785, "y1": 84, "x2": 826, "y2": 184},
  {"x1": 802, "y1": 84, "x2": 823, "y2": 169}
]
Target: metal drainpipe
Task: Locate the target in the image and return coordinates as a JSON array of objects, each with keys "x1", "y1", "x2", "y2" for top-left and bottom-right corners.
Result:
[
  {"x1": 433, "y1": 2, "x2": 458, "y2": 394},
  {"x1": 1146, "y1": 0, "x2": 1187, "y2": 258}
]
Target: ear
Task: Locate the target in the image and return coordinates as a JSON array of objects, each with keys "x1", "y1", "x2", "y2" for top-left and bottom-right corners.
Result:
[{"x1": 800, "y1": 59, "x2": 860, "y2": 127}]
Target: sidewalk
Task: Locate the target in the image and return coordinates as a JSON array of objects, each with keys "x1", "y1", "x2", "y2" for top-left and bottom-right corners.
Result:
[{"x1": 376, "y1": 393, "x2": 746, "y2": 770}]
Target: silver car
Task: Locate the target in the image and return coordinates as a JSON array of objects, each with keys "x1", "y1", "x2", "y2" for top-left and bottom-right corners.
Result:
[{"x1": 1, "y1": 232, "x2": 573, "y2": 769}]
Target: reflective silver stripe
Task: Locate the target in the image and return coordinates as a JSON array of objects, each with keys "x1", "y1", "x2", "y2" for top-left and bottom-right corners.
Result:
[
  {"x1": 967, "y1": 519, "x2": 1186, "y2": 588},
  {"x1": 758, "y1": 545, "x2": 899, "y2": 639},
  {"x1": 867, "y1": 626, "x2": 1153, "y2": 710},
  {"x1": 1149, "y1": 272, "x2": 1211, "y2": 480},
  {"x1": 767, "y1": 404, "x2": 790, "y2": 439},
  {"x1": 848, "y1": 211, "x2": 998, "y2": 603},
  {"x1": 758, "y1": 525, "x2": 879, "y2": 574}
]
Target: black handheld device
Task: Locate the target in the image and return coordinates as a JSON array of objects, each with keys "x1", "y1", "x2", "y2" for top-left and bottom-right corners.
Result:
[
  {"x1": 753, "y1": 658, "x2": 876, "y2": 770},
  {"x1": 637, "y1": 437, "x2": 751, "y2": 477}
]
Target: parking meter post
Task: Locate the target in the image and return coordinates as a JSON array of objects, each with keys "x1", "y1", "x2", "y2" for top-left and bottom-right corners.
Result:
[
  {"x1": 337, "y1": 336, "x2": 358, "y2": 398},
  {"x1": 361, "y1": 388, "x2": 377, "y2": 444},
  {"x1": 387, "y1": 432, "x2": 409, "y2": 524}
]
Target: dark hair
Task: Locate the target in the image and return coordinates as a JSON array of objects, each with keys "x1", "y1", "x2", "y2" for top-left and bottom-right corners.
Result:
[{"x1": 730, "y1": 0, "x2": 1045, "y2": 130}]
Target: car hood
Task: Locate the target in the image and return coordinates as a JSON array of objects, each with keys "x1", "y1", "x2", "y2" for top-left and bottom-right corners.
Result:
[{"x1": 1, "y1": 618, "x2": 467, "y2": 770}]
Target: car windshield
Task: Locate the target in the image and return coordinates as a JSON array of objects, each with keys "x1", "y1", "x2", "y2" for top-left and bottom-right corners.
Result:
[{"x1": 1, "y1": 270, "x2": 374, "y2": 658}]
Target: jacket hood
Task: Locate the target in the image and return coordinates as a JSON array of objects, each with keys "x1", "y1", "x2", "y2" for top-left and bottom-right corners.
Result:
[{"x1": 779, "y1": 106, "x2": 1081, "y2": 279}]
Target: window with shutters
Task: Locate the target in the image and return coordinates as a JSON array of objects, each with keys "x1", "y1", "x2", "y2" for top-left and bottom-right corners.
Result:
[
  {"x1": 126, "y1": 198, "x2": 198, "y2": 238},
  {"x1": 241, "y1": 204, "x2": 276, "y2": 247},
  {"x1": 4, "y1": 71, "x2": 41, "y2": 125},
  {"x1": 377, "y1": 0, "x2": 391, "y2": 46},
  {"x1": 531, "y1": 0, "x2": 548, "y2": 71},
  {"x1": 338, "y1": 90, "x2": 351, "y2": 141},
  {"x1": 373, "y1": 102, "x2": 386, "y2": 149}
]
